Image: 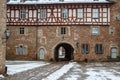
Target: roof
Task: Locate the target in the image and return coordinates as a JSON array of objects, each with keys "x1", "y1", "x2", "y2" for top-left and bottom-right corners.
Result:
[{"x1": 7, "y1": 0, "x2": 113, "y2": 4}]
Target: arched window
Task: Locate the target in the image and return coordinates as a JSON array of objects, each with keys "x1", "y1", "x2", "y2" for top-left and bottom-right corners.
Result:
[{"x1": 16, "y1": 45, "x2": 26, "y2": 55}]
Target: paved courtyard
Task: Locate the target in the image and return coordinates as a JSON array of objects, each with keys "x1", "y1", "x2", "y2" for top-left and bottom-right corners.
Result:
[{"x1": 1, "y1": 61, "x2": 120, "y2": 80}]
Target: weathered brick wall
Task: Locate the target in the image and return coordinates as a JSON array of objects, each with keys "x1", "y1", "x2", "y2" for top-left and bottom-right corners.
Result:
[
  {"x1": 7, "y1": 25, "x2": 110, "y2": 61},
  {"x1": 6, "y1": 26, "x2": 36, "y2": 60},
  {"x1": 110, "y1": 0, "x2": 120, "y2": 56},
  {"x1": 0, "y1": 0, "x2": 6, "y2": 74},
  {"x1": 37, "y1": 25, "x2": 110, "y2": 61}
]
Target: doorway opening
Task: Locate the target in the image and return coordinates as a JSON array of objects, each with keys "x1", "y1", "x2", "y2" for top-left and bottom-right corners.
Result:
[{"x1": 54, "y1": 43, "x2": 74, "y2": 61}]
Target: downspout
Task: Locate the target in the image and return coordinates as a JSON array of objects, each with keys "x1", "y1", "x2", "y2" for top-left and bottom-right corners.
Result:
[
  {"x1": 35, "y1": 4, "x2": 38, "y2": 60},
  {"x1": 36, "y1": 24, "x2": 38, "y2": 60}
]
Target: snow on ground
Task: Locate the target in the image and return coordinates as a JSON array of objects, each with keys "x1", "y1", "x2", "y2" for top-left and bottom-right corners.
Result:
[
  {"x1": 3, "y1": 61, "x2": 120, "y2": 80},
  {"x1": 42, "y1": 62, "x2": 75, "y2": 80},
  {"x1": 86, "y1": 68, "x2": 120, "y2": 80},
  {"x1": 85, "y1": 62, "x2": 120, "y2": 80},
  {"x1": 42, "y1": 62, "x2": 120, "y2": 80},
  {"x1": 0, "y1": 75, "x2": 4, "y2": 79},
  {"x1": 62, "y1": 62, "x2": 82, "y2": 80},
  {"x1": 6, "y1": 61, "x2": 50, "y2": 75}
]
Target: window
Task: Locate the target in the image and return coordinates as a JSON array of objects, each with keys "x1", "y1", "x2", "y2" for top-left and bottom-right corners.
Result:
[
  {"x1": 92, "y1": 27, "x2": 99, "y2": 35},
  {"x1": 93, "y1": 0, "x2": 99, "y2": 1},
  {"x1": 19, "y1": 28, "x2": 24, "y2": 34},
  {"x1": 61, "y1": 27, "x2": 66, "y2": 35},
  {"x1": 82, "y1": 44, "x2": 89, "y2": 54},
  {"x1": 77, "y1": 9, "x2": 83, "y2": 18},
  {"x1": 16, "y1": 45, "x2": 26, "y2": 55},
  {"x1": 40, "y1": 9, "x2": 46, "y2": 18},
  {"x1": 59, "y1": 0, "x2": 64, "y2": 1},
  {"x1": 25, "y1": 0, "x2": 38, "y2": 1},
  {"x1": 95, "y1": 44, "x2": 103, "y2": 54},
  {"x1": 10, "y1": 0, "x2": 17, "y2": 1},
  {"x1": 20, "y1": 9, "x2": 26, "y2": 19},
  {"x1": 62, "y1": 9, "x2": 68, "y2": 18},
  {"x1": 93, "y1": 9, "x2": 99, "y2": 18}
]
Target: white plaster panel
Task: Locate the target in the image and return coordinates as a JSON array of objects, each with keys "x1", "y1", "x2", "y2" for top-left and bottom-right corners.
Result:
[
  {"x1": 103, "y1": 8, "x2": 107, "y2": 12},
  {"x1": 33, "y1": 10, "x2": 36, "y2": 17},
  {"x1": 87, "y1": 8, "x2": 91, "y2": 12},
  {"x1": 103, "y1": 18, "x2": 107, "y2": 22},
  {"x1": 11, "y1": 10, "x2": 14, "y2": 17},
  {"x1": 29, "y1": 10, "x2": 32, "y2": 17},
  {"x1": 103, "y1": 13, "x2": 107, "y2": 17},
  {"x1": 87, "y1": 13, "x2": 91, "y2": 17},
  {"x1": 16, "y1": 10, "x2": 19, "y2": 17},
  {"x1": 73, "y1": 9, "x2": 76, "y2": 17},
  {"x1": 69, "y1": 10, "x2": 72, "y2": 17}
]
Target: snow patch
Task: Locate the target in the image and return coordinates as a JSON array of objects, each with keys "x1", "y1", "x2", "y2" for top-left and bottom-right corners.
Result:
[
  {"x1": 86, "y1": 68, "x2": 120, "y2": 80},
  {"x1": 0, "y1": 75, "x2": 4, "y2": 79},
  {"x1": 42, "y1": 62, "x2": 75, "y2": 80},
  {"x1": 7, "y1": 0, "x2": 111, "y2": 4},
  {"x1": 6, "y1": 61, "x2": 50, "y2": 75}
]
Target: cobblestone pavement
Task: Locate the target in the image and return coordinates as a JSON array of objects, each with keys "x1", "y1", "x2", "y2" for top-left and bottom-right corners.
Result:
[
  {"x1": 4, "y1": 62, "x2": 67, "y2": 80},
  {"x1": 3, "y1": 62, "x2": 120, "y2": 80}
]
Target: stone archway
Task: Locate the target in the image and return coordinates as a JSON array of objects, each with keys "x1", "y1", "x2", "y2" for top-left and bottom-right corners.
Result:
[{"x1": 54, "y1": 43, "x2": 74, "y2": 61}]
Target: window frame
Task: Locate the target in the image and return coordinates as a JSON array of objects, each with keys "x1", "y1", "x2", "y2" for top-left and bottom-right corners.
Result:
[
  {"x1": 16, "y1": 45, "x2": 26, "y2": 55},
  {"x1": 62, "y1": 8, "x2": 68, "y2": 18},
  {"x1": 91, "y1": 27, "x2": 99, "y2": 35},
  {"x1": 19, "y1": 27, "x2": 25, "y2": 35},
  {"x1": 81, "y1": 44, "x2": 89, "y2": 54},
  {"x1": 77, "y1": 9, "x2": 83, "y2": 18},
  {"x1": 92, "y1": 9, "x2": 99, "y2": 18},
  {"x1": 20, "y1": 9, "x2": 26, "y2": 19},
  {"x1": 60, "y1": 27, "x2": 66, "y2": 35},
  {"x1": 95, "y1": 44, "x2": 103, "y2": 54},
  {"x1": 40, "y1": 9, "x2": 46, "y2": 19}
]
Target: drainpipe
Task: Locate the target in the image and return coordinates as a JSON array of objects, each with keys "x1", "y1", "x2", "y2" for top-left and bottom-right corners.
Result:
[{"x1": 35, "y1": 4, "x2": 38, "y2": 60}]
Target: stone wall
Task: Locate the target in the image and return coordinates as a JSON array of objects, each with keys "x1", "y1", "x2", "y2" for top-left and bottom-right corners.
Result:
[
  {"x1": 7, "y1": 25, "x2": 110, "y2": 61},
  {"x1": 6, "y1": 26, "x2": 36, "y2": 60},
  {"x1": 0, "y1": 0, "x2": 6, "y2": 74},
  {"x1": 110, "y1": 0, "x2": 120, "y2": 57},
  {"x1": 6, "y1": 0, "x2": 120, "y2": 62}
]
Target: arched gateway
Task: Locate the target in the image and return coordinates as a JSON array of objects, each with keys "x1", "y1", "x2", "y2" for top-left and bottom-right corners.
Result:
[{"x1": 54, "y1": 43, "x2": 74, "y2": 61}]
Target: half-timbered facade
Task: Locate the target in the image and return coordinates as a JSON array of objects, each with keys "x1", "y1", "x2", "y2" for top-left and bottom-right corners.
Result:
[{"x1": 6, "y1": 0, "x2": 120, "y2": 61}]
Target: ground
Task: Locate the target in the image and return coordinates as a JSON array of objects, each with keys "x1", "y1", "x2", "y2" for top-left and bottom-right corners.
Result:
[{"x1": 0, "y1": 61, "x2": 120, "y2": 80}]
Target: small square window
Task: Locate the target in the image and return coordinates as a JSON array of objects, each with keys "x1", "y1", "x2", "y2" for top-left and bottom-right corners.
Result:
[
  {"x1": 19, "y1": 28, "x2": 24, "y2": 34},
  {"x1": 61, "y1": 27, "x2": 66, "y2": 35},
  {"x1": 92, "y1": 27, "x2": 99, "y2": 35}
]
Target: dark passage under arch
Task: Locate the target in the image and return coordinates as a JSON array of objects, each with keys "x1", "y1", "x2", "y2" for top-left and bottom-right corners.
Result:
[{"x1": 54, "y1": 43, "x2": 74, "y2": 61}]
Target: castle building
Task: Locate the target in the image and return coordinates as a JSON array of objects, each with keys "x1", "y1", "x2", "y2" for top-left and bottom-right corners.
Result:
[
  {"x1": 0, "y1": 0, "x2": 6, "y2": 74},
  {"x1": 6, "y1": 0, "x2": 120, "y2": 61}
]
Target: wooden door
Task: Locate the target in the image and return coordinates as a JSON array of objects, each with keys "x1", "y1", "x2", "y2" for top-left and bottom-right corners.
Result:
[
  {"x1": 111, "y1": 48, "x2": 118, "y2": 59},
  {"x1": 40, "y1": 48, "x2": 45, "y2": 60}
]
